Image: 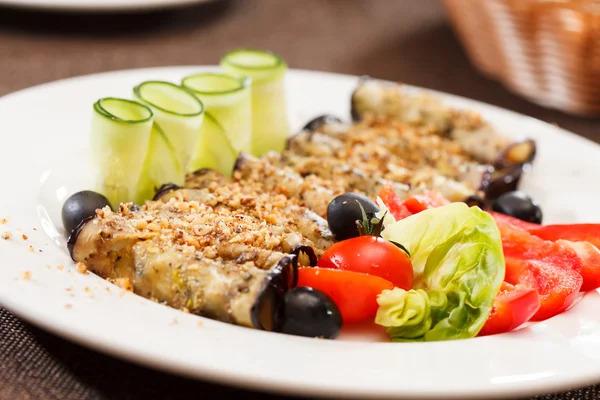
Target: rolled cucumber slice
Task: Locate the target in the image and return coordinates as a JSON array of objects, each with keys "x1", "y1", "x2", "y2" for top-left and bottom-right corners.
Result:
[
  {"x1": 188, "y1": 112, "x2": 237, "y2": 177},
  {"x1": 220, "y1": 49, "x2": 290, "y2": 156},
  {"x1": 181, "y1": 72, "x2": 252, "y2": 154},
  {"x1": 90, "y1": 98, "x2": 153, "y2": 207},
  {"x1": 133, "y1": 81, "x2": 205, "y2": 202}
]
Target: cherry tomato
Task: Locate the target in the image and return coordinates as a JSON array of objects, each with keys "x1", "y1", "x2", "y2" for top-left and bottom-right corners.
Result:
[
  {"x1": 297, "y1": 268, "x2": 394, "y2": 323},
  {"x1": 478, "y1": 282, "x2": 540, "y2": 336},
  {"x1": 317, "y1": 236, "x2": 413, "y2": 290}
]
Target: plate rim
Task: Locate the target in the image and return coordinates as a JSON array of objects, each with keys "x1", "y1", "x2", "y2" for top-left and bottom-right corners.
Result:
[{"x1": 1, "y1": 65, "x2": 600, "y2": 400}]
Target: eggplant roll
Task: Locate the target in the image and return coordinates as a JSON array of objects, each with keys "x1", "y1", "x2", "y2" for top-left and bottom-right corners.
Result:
[
  {"x1": 350, "y1": 79, "x2": 536, "y2": 167},
  {"x1": 69, "y1": 182, "x2": 332, "y2": 330}
]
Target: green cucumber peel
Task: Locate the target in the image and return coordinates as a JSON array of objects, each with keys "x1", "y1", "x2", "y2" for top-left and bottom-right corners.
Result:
[
  {"x1": 181, "y1": 72, "x2": 252, "y2": 155},
  {"x1": 90, "y1": 97, "x2": 154, "y2": 207},
  {"x1": 133, "y1": 81, "x2": 205, "y2": 202},
  {"x1": 188, "y1": 111, "x2": 237, "y2": 178},
  {"x1": 220, "y1": 49, "x2": 290, "y2": 157}
]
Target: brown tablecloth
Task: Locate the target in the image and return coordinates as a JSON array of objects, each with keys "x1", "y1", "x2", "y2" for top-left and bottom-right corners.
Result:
[{"x1": 1, "y1": 1, "x2": 600, "y2": 399}]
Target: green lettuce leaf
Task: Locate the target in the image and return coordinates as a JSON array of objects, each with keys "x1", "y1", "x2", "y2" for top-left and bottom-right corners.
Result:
[{"x1": 376, "y1": 203, "x2": 504, "y2": 341}]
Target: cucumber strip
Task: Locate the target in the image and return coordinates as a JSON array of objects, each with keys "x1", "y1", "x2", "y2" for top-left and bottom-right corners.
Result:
[
  {"x1": 133, "y1": 81, "x2": 205, "y2": 170},
  {"x1": 90, "y1": 98, "x2": 153, "y2": 207},
  {"x1": 181, "y1": 72, "x2": 252, "y2": 154},
  {"x1": 220, "y1": 49, "x2": 290, "y2": 156},
  {"x1": 188, "y1": 111, "x2": 237, "y2": 177},
  {"x1": 135, "y1": 124, "x2": 184, "y2": 203},
  {"x1": 133, "y1": 81, "x2": 204, "y2": 202}
]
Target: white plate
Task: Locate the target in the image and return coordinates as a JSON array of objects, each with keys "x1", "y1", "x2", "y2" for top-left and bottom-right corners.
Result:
[
  {"x1": 0, "y1": 0, "x2": 214, "y2": 12},
  {"x1": 1, "y1": 66, "x2": 600, "y2": 400}
]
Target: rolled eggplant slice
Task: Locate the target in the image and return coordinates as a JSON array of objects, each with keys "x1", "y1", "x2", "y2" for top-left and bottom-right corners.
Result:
[
  {"x1": 232, "y1": 153, "x2": 343, "y2": 218},
  {"x1": 70, "y1": 202, "x2": 302, "y2": 330},
  {"x1": 156, "y1": 185, "x2": 334, "y2": 255},
  {"x1": 350, "y1": 78, "x2": 537, "y2": 168}
]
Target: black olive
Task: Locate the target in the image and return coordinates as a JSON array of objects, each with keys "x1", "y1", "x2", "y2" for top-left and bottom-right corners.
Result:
[
  {"x1": 492, "y1": 191, "x2": 543, "y2": 224},
  {"x1": 152, "y1": 183, "x2": 181, "y2": 201},
  {"x1": 61, "y1": 191, "x2": 111, "y2": 237},
  {"x1": 302, "y1": 114, "x2": 343, "y2": 132},
  {"x1": 464, "y1": 194, "x2": 486, "y2": 209},
  {"x1": 280, "y1": 287, "x2": 342, "y2": 339},
  {"x1": 326, "y1": 192, "x2": 379, "y2": 242}
]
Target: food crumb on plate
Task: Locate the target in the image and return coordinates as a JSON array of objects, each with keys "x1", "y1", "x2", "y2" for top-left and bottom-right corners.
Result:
[
  {"x1": 22, "y1": 234, "x2": 28, "y2": 240},
  {"x1": 2, "y1": 232, "x2": 12, "y2": 240},
  {"x1": 197, "y1": 320, "x2": 204, "y2": 328},
  {"x1": 76, "y1": 262, "x2": 88, "y2": 274},
  {"x1": 0, "y1": 218, "x2": 7, "y2": 224},
  {"x1": 64, "y1": 304, "x2": 72, "y2": 310},
  {"x1": 28, "y1": 245, "x2": 34, "y2": 252},
  {"x1": 110, "y1": 277, "x2": 133, "y2": 292},
  {"x1": 21, "y1": 271, "x2": 31, "y2": 280},
  {"x1": 57, "y1": 264, "x2": 64, "y2": 271}
]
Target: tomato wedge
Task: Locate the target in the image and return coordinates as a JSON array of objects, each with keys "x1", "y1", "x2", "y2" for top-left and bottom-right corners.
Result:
[
  {"x1": 378, "y1": 184, "x2": 449, "y2": 220},
  {"x1": 488, "y1": 211, "x2": 541, "y2": 231},
  {"x1": 402, "y1": 191, "x2": 449, "y2": 214},
  {"x1": 478, "y1": 282, "x2": 540, "y2": 336},
  {"x1": 528, "y1": 224, "x2": 600, "y2": 250},
  {"x1": 557, "y1": 240, "x2": 600, "y2": 292},
  {"x1": 317, "y1": 236, "x2": 413, "y2": 290},
  {"x1": 377, "y1": 183, "x2": 413, "y2": 220},
  {"x1": 496, "y1": 219, "x2": 583, "y2": 321},
  {"x1": 297, "y1": 267, "x2": 394, "y2": 323}
]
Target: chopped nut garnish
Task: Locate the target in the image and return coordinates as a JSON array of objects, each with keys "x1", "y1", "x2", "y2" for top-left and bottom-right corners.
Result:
[
  {"x1": 2, "y1": 232, "x2": 11, "y2": 240},
  {"x1": 110, "y1": 278, "x2": 133, "y2": 292},
  {"x1": 21, "y1": 271, "x2": 31, "y2": 280},
  {"x1": 76, "y1": 262, "x2": 88, "y2": 274},
  {"x1": 22, "y1": 234, "x2": 28, "y2": 240}
]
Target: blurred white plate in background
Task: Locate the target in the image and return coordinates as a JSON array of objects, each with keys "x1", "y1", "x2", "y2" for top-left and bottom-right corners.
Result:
[{"x1": 0, "y1": 0, "x2": 215, "y2": 12}]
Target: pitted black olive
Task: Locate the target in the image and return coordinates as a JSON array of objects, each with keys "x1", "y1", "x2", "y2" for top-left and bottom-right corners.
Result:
[
  {"x1": 492, "y1": 191, "x2": 543, "y2": 224},
  {"x1": 302, "y1": 115, "x2": 343, "y2": 132},
  {"x1": 280, "y1": 287, "x2": 342, "y2": 339},
  {"x1": 61, "y1": 190, "x2": 111, "y2": 237}
]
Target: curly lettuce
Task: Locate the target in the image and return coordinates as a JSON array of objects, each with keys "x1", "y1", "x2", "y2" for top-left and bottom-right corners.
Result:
[{"x1": 376, "y1": 203, "x2": 504, "y2": 341}]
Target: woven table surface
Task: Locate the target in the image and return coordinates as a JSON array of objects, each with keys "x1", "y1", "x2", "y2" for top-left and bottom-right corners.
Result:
[{"x1": 1, "y1": 0, "x2": 600, "y2": 399}]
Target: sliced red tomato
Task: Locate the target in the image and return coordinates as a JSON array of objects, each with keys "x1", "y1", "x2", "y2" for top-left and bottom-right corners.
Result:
[
  {"x1": 557, "y1": 240, "x2": 600, "y2": 292},
  {"x1": 402, "y1": 191, "x2": 449, "y2": 214},
  {"x1": 317, "y1": 236, "x2": 413, "y2": 290},
  {"x1": 528, "y1": 224, "x2": 600, "y2": 251},
  {"x1": 488, "y1": 211, "x2": 541, "y2": 231},
  {"x1": 377, "y1": 183, "x2": 413, "y2": 220},
  {"x1": 504, "y1": 257, "x2": 582, "y2": 321},
  {"x1": 478, "y1": 282, "x2": 540, "y2": 336},
  {"x1": 496, "y1": 219, "x2": 583, "y2": 321},
  {"x1": 297, "y1": 267, "x2": 394, "y2": 324}
]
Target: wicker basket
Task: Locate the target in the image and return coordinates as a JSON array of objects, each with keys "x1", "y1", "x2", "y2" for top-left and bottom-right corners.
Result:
[{"x1": 442, "y1": 0, "x2": 600, "y2": 116}]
